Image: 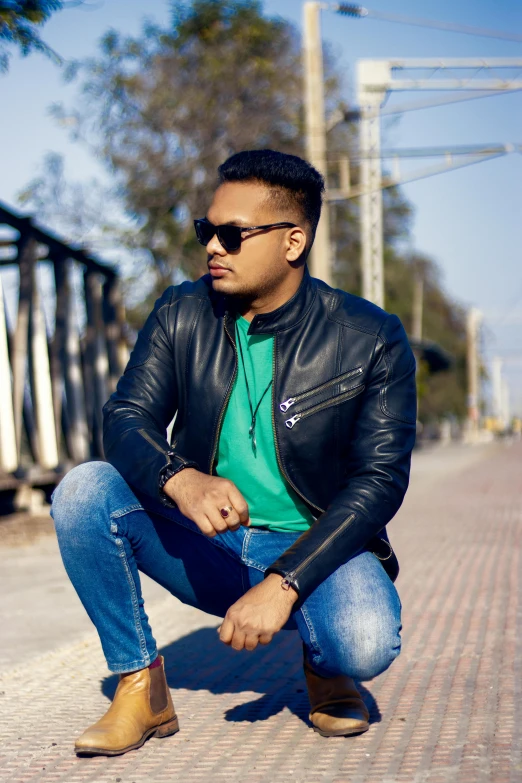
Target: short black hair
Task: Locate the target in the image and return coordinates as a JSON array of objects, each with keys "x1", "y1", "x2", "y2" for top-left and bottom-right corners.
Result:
[{"x1": 217, "y1": 149, "x2": 325, "y2": 241}]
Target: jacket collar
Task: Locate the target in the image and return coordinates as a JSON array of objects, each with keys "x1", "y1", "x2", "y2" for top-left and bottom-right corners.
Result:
[{"x1": 224, "y1": 267, "x2": 317, "y2": 335}]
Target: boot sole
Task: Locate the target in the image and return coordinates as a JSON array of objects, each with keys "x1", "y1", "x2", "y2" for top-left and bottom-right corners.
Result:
[
  {"x1": 75, "y1": 715, "x2": 180, "y2": 757},
  {"x1": 312, "y1": 722, "x2": 370, "y2": 738}
]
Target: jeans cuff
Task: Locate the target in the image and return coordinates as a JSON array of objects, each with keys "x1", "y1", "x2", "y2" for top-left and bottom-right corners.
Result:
[{"x1": 107, "y1": 648, "x2": 159, "y2": 674}]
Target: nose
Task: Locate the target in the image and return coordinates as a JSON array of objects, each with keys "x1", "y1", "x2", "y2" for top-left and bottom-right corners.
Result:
[{"x1": 206, "y1": 232, "x2": 226, "y2": 256}]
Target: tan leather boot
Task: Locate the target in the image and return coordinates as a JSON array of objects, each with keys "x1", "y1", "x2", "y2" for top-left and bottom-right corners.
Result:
[
  {"x1": 75, "y1": 656, "x2": 179, "y2": 756},
  {"x1": 304, "y1": 658, "x2": 370, "y2": 737}
]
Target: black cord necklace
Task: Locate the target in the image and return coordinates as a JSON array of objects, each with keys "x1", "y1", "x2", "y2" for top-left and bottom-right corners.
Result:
[{"x1": 236, "y1": 327, "x2": 273, "y2": 454}]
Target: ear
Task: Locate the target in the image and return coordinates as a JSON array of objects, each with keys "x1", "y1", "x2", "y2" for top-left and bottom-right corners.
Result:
[{"x1": 285, "y1": 226, "x2": 308, "y2": 262}]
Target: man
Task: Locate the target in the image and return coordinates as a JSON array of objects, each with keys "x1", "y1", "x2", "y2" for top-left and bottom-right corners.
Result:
[{"x1": 52, "y1": 149, "x2": 417, "y2": 756}]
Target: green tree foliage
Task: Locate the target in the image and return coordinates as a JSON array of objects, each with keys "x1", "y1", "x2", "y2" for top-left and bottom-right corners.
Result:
[
  {"x1": 44, "y1": 0, "x2": 411, "y2": 315},
  {"x1": 0, "y1": 0, "x2": 63, "y2": 71},
  {"x1": 19, "y1": 0, "x2": 468, "y2": 421},
  {"x1": 53, "y1": 0, "x2": 305, "y2": 297}
]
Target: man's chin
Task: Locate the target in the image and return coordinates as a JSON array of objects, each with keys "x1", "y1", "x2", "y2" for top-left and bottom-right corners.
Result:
[
  {"x1": 210, "y1": 276, "x2": 238, "y2": 293},
  {"x1": 209, "y1": 274, "x2": 255, "y2": 301}
]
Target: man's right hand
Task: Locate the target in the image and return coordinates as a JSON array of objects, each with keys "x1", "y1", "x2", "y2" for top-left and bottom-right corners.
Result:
[{"x1": 163, "y1": 468, "x2": 250, "y2": 537}]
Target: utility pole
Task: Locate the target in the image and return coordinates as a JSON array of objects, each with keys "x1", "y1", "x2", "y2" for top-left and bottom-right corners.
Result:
[
  {"x1": 355, "y1": 58, "x2": 522, "y2": 310},
  {"x1": 466, "y1": 308, "x2": 482, "y2": 440},
  {"x1": 357, "y1": 60, "x2": 388, "y2": 308},
  {"x1": 492, "y1": 356, "x2": 503, "y2": 426},
  {"x1": 501, "y1": 376, "x2": 510, "y2": 430},
  {"x1": 303, "y1": 1, "x2": 333, "y2": 286},
  {"x1": 412, "y1": 268, "x2": 424, "y2": 341},
  {"x1": 492, "y1": 356, "x2": 511, "y2": 431}
]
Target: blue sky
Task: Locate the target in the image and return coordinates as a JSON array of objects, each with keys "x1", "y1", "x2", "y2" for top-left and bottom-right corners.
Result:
[{"x1": 1, "y1": 0, "x2": 521, "y2": 413}]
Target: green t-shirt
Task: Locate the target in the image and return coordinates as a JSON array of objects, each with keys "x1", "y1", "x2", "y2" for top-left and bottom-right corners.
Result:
[{"x1": 215, "y1": 316, "x2": 315, "y2": 533}]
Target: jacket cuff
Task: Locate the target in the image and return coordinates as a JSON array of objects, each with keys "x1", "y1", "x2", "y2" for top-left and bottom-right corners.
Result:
[
  {"x1": 263, "y1": 566, "x2": 306, "y2": 610},
  {"x1": 158, "y1": 453, "x2": 199, "y2": 506},
  {"x1": 262, "y1": 510, "x2": 365, "y2": 603},
  {"x1": 264, "y1": 526, "x2": 400, "y2": 605},
  {"x1": 264, "y1": 566, "x2": 300, "y2": 592}
]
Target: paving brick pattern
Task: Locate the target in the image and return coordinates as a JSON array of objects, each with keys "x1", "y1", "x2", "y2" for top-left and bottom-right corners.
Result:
[{"x1": 1, "y1": 441, "x2": 521, "y2": 782}]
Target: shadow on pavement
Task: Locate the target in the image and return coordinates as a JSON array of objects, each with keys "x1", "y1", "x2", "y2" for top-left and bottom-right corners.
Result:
[{"x1": 101, "y1": 627, "x2": 381, "y2": 727}]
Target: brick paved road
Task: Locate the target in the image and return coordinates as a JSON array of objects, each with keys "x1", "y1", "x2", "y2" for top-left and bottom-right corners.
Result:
[{"x1": 0, "y1": 440, "x2": 520, "y2": 783}]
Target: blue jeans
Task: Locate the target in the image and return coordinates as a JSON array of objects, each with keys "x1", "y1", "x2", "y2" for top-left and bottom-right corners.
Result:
[{"x1": 51, "y1": 461, "x2": 402, "y2": 679}]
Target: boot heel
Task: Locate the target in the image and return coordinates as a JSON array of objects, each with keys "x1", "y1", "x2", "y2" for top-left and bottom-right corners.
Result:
[{"x1": 154, "y1": 716, "x2": 179, "y2": 738}]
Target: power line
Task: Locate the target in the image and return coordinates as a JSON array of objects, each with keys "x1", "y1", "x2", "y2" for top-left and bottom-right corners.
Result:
[
  {"x1": 491, "y1": 282, "x2": 522, "y2": 330},
  {"x1": 380, "y1": 90, "x2": 522, "y2": 118},
  {"x1": 333, "y1": 4, "x2": 522, "y2": 44},
  {"x1": 328, "y1": 143, "x2": 521, "y2": 160},
  {"x1": 326, "y1": 90, "x2": 522, "y2": 133}
]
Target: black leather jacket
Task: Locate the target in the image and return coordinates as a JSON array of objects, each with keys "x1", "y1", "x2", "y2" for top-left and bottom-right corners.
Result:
[{"x1": 103, "y1": 268, "x2": 417, "y2": 602}]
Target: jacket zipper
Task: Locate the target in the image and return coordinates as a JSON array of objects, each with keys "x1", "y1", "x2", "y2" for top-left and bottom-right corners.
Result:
[
  {"x1": 285, "y1": 384, "x2": 365, "y2": 429},
  {"x1": 209, "y1": 318, "x2": 238, "y2": 474},
  {"x1": 282, "y1": 513, "x2": 356, "y2": 586},
  {"x1": 138, "y1": 428, "x2": 176, "y2": 457},
  {"x1": 271, "y1": 335, "x2": 324, "y2": 514},
  {"x1": 279, "y1": 366, "x2": 363, "y2": 413}
]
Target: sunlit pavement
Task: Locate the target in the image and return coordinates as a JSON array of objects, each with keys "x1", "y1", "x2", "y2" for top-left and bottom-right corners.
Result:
[{"x1": 1, "y1": 439, "x2": 520, "y2": 783}]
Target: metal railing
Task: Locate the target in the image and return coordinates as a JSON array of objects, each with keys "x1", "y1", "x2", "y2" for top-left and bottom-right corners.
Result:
[{"x1": 0, "y1": 202, "x2": 127, "y2": 493}]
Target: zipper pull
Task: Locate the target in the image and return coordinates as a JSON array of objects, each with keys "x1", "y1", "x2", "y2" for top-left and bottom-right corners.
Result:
[
  {"x1": 280, "y1": 397, "x2": 296, "y2": 413},
  {"x1": 285, "y1": 414, "x2": 301, "y2": 429}
]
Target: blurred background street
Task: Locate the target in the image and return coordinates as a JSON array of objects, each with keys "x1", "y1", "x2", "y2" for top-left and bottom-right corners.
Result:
[{"x1": 1, "y1": 1, "x2": 521, "y2": 781}]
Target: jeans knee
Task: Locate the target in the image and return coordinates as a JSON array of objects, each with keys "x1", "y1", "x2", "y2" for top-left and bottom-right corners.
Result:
[
  {"x1": 319, "y1": 609, "x2": 401, "y2": 681},
  {"x1": 51, "y1": 461, "x2": 121, "y2": 536},
  {"x1": 345, "y1": 639, "x2": 400, "y2": 681}
]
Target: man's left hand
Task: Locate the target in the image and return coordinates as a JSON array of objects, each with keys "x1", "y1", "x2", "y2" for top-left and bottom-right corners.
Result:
[{"x1": 218, "y1": 573, "x2": 298, "y2": 651}]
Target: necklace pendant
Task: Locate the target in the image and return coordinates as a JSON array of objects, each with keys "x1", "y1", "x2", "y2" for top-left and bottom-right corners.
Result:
[{"x1": 249, "y1": 422, "x2": 257, "y2": 453}]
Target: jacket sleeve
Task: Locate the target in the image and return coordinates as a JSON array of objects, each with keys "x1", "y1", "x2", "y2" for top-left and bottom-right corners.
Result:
[
  {"x1": 265, "y1": 313, "x2": 417, "y2": 601},
  {"x1": 102, "y1": 287, "x2": 199, "y2": 504}
]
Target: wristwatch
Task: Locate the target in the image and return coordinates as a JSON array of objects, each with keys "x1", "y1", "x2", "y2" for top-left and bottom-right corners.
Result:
[
  {"x1": 159, "y1": 463, "x2": 180, "y2": 490},
  {"x1": 158, "y1": 452, "x2": 199, "y2": 506}
]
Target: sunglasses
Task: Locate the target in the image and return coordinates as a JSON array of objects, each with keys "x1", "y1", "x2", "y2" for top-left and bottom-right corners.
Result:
[{"x1": 194, "y1": 218, "x2": 297, "y2": 253}]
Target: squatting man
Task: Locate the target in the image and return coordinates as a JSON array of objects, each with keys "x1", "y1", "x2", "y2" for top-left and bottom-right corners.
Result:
[{"x1": 52, "y1": 149, "x2": 417, "y2": 756}]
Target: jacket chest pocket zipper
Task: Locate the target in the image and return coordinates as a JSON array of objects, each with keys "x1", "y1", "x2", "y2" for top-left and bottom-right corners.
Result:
[
  {"x1": 280, "y1": 366, "x2": 363, "y2": 413},
  {"x1": 285, "y1": 384, "x2": 365, "y2": 429}
]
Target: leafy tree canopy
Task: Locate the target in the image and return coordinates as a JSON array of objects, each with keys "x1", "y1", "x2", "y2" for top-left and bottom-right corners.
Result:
[
  {"x1": 0, "y1": 0, "x2": 64, "y2": 71},
  {"x1": 51, "y1": 0, "x2": 308, "y2": 290},
  {"x1": 18, "y1": 0, "x2": 468, "y2": 422}
]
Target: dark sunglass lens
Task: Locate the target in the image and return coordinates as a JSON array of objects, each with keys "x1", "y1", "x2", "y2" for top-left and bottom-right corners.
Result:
[
  {"x1": 218, "y1": 225, "x2": 242, "y2": 252},
  {"x1": 194, "y1": 220, "x2": 215, "y2": 246}
]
